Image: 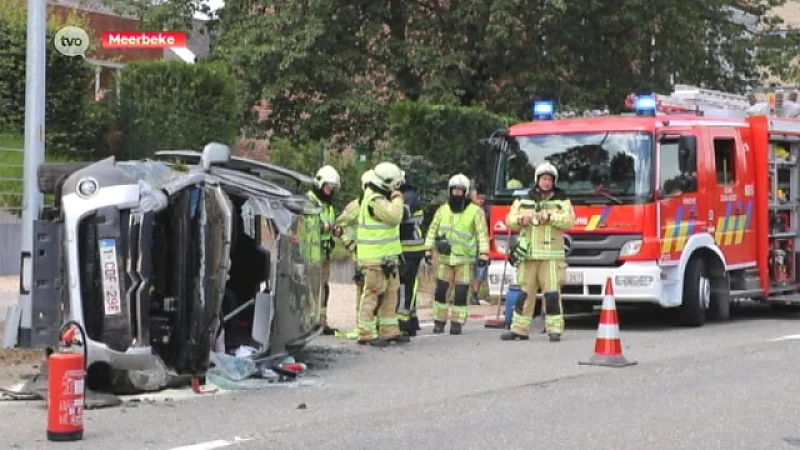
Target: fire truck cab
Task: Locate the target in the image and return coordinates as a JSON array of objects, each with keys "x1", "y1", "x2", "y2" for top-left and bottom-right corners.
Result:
[{"x1": 485, "y1": 86, "x2": 800, "y2": 326}]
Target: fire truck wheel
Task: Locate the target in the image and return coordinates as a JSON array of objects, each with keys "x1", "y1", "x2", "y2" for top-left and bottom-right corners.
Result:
[{"x1": 679, "y1": 257, "x2": 709, "y2": 327}]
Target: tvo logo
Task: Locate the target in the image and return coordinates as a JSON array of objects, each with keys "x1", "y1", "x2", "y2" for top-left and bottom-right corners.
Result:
[{"x1": 54, "y1": 26, "x2": 90, "y2": 57}]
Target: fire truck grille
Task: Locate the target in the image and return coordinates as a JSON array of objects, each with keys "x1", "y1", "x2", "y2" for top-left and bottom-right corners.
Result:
[{"x1": 565, "y1": 233, "x2": 641, "y2": 267}]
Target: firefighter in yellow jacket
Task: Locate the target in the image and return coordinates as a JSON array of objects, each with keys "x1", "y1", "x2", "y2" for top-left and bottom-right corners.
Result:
[
  {"x1": 501, "y1": 162, "x2": 575, "y2": 342},
  {"x1": 424, "y1": 174, "x2": 489, "y2": 335},
  {"x1": 355, "y1": 162, "x2": 410, "y2": 346},
  {"x1": 308, "y1": 165, "x2": 342, "y2": 335},
  {"x1": 333, "y1": 170, "x2": 374, "y2": 339}
]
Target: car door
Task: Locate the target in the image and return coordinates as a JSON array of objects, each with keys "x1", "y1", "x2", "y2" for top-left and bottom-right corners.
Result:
[
  {"x1": 705, "y1": 127, "x2": 749, "y2": 266},
  {"x1": 656, "y1": 132, "x2": 701, "y2": 264}
]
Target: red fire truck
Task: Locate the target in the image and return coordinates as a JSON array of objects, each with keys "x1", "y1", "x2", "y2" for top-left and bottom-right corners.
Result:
[{"x1": 484, "y1": 85, "x2": 800, "y2": 326}]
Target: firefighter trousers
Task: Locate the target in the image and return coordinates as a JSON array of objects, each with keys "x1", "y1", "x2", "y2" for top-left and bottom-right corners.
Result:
[
  {"x1": 510, "y1": 259, "x2": 567, "y2": 337},
  {"x1": 433, "y1": 263, "x2": 473, "y2": 325},
  {"x1": 398, "y1": 251, "x2": 423, "y2": 333},
  {"x1": 319, "y1": 259, "x2": 331, "y2": 326},
  {"x1": 334, "y1": 264, "x2": 365, "y2": 340},
  {"x1": 358, "y1": 266, "x2": 401, "y2": 341}
]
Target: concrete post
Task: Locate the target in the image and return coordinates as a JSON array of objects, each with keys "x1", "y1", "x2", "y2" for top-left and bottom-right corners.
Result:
[{"x1": 17, "y1": 0, "x2": 47, "y2": 347}]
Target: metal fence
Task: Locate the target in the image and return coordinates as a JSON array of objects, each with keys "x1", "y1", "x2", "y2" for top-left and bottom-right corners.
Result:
[{"x1": 0, "y1": 144, "x2": 22, "y2": 276}]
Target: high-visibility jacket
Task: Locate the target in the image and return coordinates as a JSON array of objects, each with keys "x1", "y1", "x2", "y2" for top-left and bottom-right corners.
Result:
[
  {"x1": 336, "y1": 198, "x2": 361, "y2": 253},
  {"x1": 307, "y1": 190, "x2": 336, "y2": 242},
  {"x1": 356, "y1": 189, "x2": 402, "y2": 264},
  {"x1": 507, "y1": 188, "x2": 575, "y2": 260},
  {"x1": 299, "y1": 213, "x2": 322, "y2": 263},
  {"x1": 425, "y1": 203, "x2": 489, "y2": 265}
]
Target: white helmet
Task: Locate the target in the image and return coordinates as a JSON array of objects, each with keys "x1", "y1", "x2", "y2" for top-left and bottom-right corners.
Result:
[
  {"x1": 314, "y1": 165, "x2": 340, "y2": 189},
  {"x1": 361, "y1": 169, "x2": 374, "y2": 190},
  {"x1": 371, "y1": 162, "x2": 404, "y2": 191},
  {"x1": 448, "y1": 173, "x2": 470, "y2": 192},
  {"x1": 534, "y1": 162, "x2": 558, "y2": 184}
]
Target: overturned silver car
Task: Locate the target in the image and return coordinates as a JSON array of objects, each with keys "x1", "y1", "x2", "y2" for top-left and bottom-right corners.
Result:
[{"x1": 32, "y1": 143, "x2": 324, "y2": 393}]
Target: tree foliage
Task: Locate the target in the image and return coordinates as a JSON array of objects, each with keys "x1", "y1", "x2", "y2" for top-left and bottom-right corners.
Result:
[
  {"x1": 95, "y1": 0, "x2": 218, "y2": 33},
  {"x1": 267, "y1": 138, "x2": 378, "y2": 214},
  {"x1": 212, "y1": 0, "x2": 799, "y2": 144},
  {"x1": 115, "y1": 60, "x2": 240, "y2": 159},
  {"x1": 385, "y1": 101, "x2": 519, "y2": 206},
  {"x1": 0, "y1": 0, "x2": 111, "y2": 159}
]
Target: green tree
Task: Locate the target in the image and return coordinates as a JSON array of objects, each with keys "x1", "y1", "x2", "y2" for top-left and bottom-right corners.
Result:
[
  {"x1": 385, "y1": 101, "x2": 518, "y2": 207},
  {"x1": 210, "y1": 0, "x2": 567, "y2": 146},
  {"x1": 0, "y1": 0, "x2": 112, "y2": 159},
  {"x1": 115, "y1": 60, "x2": 240, "y2": 159},
  {"x1": 546, "y1": 0, "x2": 798, "y2": 109},
  {"x1": 212, "y1": 0, "x2": 797, "y2": 144},
  {"x1": 268, "y1": 138, "x2": 374, "y2": 213},
  {"x1": 95, "y1": 0, "x2": 218, "y2": 33}
]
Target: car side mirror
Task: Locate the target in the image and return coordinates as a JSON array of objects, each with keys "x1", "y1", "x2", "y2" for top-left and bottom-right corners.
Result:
[
  {"x1": 201, "y1": 142, "x2": 231, "y2": 171},
  {"x1": 681, "y1": 174, "x2": 697, "y2": 192},
  {"x1": 678, "y1": 136, "x2": 697, "y2": 173}
]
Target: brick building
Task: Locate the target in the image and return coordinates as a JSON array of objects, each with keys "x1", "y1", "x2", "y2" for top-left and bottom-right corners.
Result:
[{"x1": 47, "y1": 0, "x2": 211, "y2": 99}]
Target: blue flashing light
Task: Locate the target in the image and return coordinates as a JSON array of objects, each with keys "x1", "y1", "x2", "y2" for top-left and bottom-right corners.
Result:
[
  {"x1": 532, "y1": 100, "x2": 555, "y2": 120},
  {"x1": 634, "y1": 94, "x2": 657, "y2": 116}
]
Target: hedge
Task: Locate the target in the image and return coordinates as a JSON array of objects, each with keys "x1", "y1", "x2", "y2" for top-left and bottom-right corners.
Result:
[
  {"x1": 116, "y1": 60, "x2": 240, "y2": 159},
  {"x1": 385, "y1": 101, "x2": 519, "y2": 207},
  {"x1": 0, "y1": 0, "x2": 108, "y2": 160}
]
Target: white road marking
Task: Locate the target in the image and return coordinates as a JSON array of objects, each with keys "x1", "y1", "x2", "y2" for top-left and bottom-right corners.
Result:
[
  {"x1": 169, "y1": 437, "x2": 251, "y2": 450},
  {"x1": 769, "y1": 334, "x2": 800, "y2": 342}
]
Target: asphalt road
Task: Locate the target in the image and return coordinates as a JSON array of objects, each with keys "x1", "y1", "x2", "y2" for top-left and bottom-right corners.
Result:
[{"x1": 3, "y1": 303, "x2": 800, "y2": 450}]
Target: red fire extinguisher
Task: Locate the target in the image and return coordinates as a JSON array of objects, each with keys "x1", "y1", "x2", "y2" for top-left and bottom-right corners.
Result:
[{"x1": 47, "y1": 320, "x2": 87, "y2": 442}]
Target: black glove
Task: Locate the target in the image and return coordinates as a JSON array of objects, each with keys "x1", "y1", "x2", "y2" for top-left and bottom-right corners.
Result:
[
  {"x1": 435, "y1": 237, "x2": 451, "y2": 255},
  {"x1": 477, "y1": 258, "x2": 488, "y2": 268},
  {"x1": 353, "y1": 268, "x2": 365, "y2": 283},
  {"x1": 424, "y1": 252, "x2": 433, "y2": 265}
]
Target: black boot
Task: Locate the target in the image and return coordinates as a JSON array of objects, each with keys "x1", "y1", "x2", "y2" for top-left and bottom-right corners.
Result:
[
  {"x1": 398, "y1": 319, "x2": 410, "y2": 335},
  {"x1": 433, "y1": 321, "x2": 446, "y2": 334},
  {"x1": 390, "y1": 334, "x2": 411, "y2": 344},
  {"x1": 368, "y1": 338, "x2": 390, "y2": 347},
  {"x1": 322, "y1": 325, "x2": 338, "y2": 336},
  {"x1": 449, "y1": 322, "x2": 462, "y2": 335},
  {"x1": 549, "y1": 333, "x2": 561, "y2": 342},
  {"x1": 500, "y1": 331, "x2": 529, "y2": 341},
  {"x1": 404, "y1": 323, "x2": 417, "y2": 337},
  {"x1": 412, "y1": 316, "x2": 421, "y2": 331}
]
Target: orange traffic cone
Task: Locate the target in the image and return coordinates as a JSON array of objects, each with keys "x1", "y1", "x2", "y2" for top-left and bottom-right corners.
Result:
[{"x1": 579, "y1": 277, "x2": 637, "y2": 368}]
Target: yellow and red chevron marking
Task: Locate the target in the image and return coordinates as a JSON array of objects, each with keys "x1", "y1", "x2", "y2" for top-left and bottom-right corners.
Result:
[
  {"x1": 713, "y1": 201, "x2": 752, "y2": 246},
  {"x1": 661, "y1": 205, "x2": 694, "y2": 253},
  {"x1": 584, "y1": 206, "x2": 611, "y2": 231}
]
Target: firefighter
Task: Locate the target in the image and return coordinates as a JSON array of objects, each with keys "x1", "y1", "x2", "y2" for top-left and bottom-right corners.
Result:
[
  {"x1": 308, "y1": 165, "x2": 343, "y2": 335},
  {"x1": 424, "y1": 174, "x2": 490, "y2": 335},
  {"x1": 397, "y1": 174, "x2": 425, "y2": 337},
  {"x1": 333, "y1": 169, "x2": 374, "y2": 339},
  {"x1": 356, "y1": 162, "x2": 410, "y2": 346},
  {"x1": 501, "y1": 162, "x2": 575, "y2": 342}
]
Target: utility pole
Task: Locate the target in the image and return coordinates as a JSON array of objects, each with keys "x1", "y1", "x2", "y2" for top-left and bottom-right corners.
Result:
[{"x1": 17, "y1": 0, "x2": 47, "y2": 347}]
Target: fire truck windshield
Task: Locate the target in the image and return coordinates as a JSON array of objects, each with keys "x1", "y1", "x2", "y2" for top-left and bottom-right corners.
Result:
[{"x1": 493, "y1": 131, "x2": 654, "y2": 204}]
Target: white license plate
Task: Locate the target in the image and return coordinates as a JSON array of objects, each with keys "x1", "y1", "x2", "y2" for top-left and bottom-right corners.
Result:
[
  {"x1": 566, "y1": 271, "x2": 583, "y2": 285},
  {"x1": 98, "y1": 239, "x2": 122, "y2": 316}
]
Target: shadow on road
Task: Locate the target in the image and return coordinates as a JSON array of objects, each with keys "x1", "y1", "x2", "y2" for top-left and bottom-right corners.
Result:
[{"x1": 563, "y1": 301, "x2": 800, "y2": 332}]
